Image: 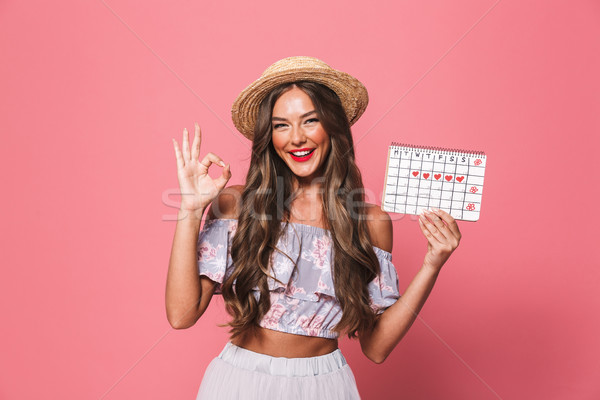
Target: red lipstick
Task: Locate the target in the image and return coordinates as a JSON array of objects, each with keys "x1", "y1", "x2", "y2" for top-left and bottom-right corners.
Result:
[{"x1": 288, "y1": 148, "x2": 316, "y2": 162}]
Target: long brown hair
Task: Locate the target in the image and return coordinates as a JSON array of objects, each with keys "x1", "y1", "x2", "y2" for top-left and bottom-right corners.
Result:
[{"x1": 221, "y1": 81, "x2": 381, "y2": 339}]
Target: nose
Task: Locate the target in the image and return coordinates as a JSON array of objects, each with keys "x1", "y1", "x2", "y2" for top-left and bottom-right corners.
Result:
[{"x1": 290, "y1": 124, "x2": 307, "y2": 145}]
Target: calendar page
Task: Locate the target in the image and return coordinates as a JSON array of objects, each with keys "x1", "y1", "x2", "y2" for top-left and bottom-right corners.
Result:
[{"x1": 381, "y1": 143, "x2": 487, "y2": 221}]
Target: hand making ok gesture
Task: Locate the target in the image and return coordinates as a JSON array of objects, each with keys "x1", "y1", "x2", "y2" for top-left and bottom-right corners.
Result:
[{"x1": 172, "y1": 122, "x2": 231, "y2": 214}]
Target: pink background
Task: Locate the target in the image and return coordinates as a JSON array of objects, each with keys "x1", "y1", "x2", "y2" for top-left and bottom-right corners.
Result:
[{"x1": 1, "y1": 0, "x2": 599, "y2": 399}]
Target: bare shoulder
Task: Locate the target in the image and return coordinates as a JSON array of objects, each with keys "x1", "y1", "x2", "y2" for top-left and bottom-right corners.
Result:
[
  {"x1": 364, "y1": 203, "x2": 393, "y2": 253},
  {"x1": 206, "y1": 184, "x2": 244, "y2": 220}
]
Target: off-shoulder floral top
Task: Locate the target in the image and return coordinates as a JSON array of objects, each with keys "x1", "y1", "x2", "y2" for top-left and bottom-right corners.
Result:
[{"x1": 197, "y1": 218, "x2": 401, "y2": 339}]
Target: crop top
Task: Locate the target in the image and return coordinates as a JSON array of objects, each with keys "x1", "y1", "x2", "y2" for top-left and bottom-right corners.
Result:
[{"x1": 197, "y1": 218, "x2": 401, "y2": 339}]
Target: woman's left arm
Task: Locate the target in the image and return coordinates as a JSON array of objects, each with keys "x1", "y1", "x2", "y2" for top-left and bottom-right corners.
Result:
[{"x1": 359, "y1": 208, "x2": 461, "y2": 364}]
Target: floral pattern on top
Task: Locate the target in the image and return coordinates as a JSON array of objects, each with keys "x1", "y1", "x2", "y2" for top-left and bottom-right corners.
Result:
[{"x1": 197, "y1": 218, "x2": 401, "y2": 339}]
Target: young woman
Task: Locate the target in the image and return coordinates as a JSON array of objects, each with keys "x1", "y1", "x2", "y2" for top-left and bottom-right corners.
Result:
[{"x1": 166, "y1": 56, "x2": 461, "y2": 399}]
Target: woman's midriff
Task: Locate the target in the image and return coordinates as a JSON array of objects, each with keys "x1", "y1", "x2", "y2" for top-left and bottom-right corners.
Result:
[{"x1": 231, "y1": 325, "x2": 338, "y2": 358}]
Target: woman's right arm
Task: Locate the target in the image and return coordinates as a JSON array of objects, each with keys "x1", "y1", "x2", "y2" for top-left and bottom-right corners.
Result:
[
  {"x1": 165, "y1": 208, "x2": 215, "y2": 329},
  {"x1": 165, "y1": 123, "x2": 231, "y2": 329}
]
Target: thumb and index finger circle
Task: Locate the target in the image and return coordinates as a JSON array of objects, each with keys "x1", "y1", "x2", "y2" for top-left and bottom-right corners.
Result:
[
  {"x1": 213, "y1": 163, "x2": 232, "y2": 191},
  {"x1": 200, "y1": 152, "x2": 226, "y2": 169}
]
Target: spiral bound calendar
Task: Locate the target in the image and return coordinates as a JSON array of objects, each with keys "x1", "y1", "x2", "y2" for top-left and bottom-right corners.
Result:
[{"x1": 382, "y1": 143, "x2": 487, "y2": 221}]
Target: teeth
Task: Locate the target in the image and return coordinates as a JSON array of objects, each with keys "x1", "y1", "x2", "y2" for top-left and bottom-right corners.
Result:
[{"x1": 290, "y1": 149, "x2": 313, "y2": 156}]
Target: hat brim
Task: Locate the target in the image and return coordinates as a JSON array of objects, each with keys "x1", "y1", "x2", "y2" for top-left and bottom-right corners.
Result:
[{"x1": 231, "y1": 67, "x2": 368, "y2": 140}]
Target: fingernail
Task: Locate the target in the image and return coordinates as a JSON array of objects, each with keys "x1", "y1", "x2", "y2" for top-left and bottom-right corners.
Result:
[{"x1": 219, "y1": 161, "x2": 225, "y2": 167}]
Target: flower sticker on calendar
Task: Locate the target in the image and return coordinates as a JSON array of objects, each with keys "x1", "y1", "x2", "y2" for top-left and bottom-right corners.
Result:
[{"x1": 381, "y1": 142, "x2": 487, "y2": 221}]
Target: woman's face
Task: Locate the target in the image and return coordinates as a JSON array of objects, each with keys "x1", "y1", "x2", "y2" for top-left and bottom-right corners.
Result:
[{"x1": 271, "y1": 86, "x2": 331, "y2": 185}]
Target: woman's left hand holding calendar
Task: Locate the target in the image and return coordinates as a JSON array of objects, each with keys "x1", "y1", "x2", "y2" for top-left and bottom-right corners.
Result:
[{"x1": 418, "y1": 208, "x2": 461, "y2": 271}]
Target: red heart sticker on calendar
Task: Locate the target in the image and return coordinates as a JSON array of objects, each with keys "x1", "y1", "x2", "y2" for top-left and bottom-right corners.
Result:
[
  {"x1": 412, "y1": 171, "x2": 419, "y2": 177},
  {"x1": 445, "y1": 175, "x2": 453, "y2": 181},
  {"x1": 456, "y1": 176, "x2": 464, "y2": 182},
  {"x1": 434, "y1": 174, "x2": 442, "y2": 180},
  {"x1": 423, "y1": 173, "x2": 430, "y2": 179}
]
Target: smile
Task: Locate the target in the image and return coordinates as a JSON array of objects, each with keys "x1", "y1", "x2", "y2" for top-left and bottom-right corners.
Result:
[{"x1": 288, "y1": 148, "x2": 316, "y2": 162}]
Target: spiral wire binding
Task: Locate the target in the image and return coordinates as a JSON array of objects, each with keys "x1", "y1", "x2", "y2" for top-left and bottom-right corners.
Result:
[{"x1": 390, "y1": 142, "x2": 486, "y2": 157}]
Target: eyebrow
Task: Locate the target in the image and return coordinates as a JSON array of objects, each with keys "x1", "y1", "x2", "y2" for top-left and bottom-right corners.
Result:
[{"x1": 272, "y1": 110, "x2": 317, "y2": 121}]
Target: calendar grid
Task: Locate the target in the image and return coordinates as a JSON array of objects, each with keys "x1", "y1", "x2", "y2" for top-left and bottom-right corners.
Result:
[
  {"x1": 450, "y1": 157, "x2": 460, "y2": 219},
  {"x1": 461, "y1": 158, "x2": 470, "y2": 215},
  {"x1": 382, "y1": 143, "x2": 486, "y2": 222},
  {"x1": 392, "y1": 148, "x2": 398, "y2": 213},
  {"x1": 443, "y1": 154, "x2": 449, "y2": 216},
  {"x1": 415, "y1": 151, "x2": 424, "y2": 213}
]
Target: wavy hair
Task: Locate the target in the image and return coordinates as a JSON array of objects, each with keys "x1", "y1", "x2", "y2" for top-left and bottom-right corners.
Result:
[{"x1": 221, "y1": 81, "x2": 381, "y2": 339}]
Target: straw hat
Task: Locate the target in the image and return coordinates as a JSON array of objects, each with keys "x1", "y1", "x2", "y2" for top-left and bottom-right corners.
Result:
[{"x1": 231, "y1": 56, "x2": 369, "y2": 140}]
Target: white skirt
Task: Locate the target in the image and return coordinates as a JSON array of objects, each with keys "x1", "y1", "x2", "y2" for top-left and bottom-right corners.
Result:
[{"x1": 196, "y1": 342, "x2": 361, "y2": 399}]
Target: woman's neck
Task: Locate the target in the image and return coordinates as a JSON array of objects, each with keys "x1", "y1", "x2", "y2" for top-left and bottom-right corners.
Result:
[
  {"x1": 288, "y1": 180, "x2": 326, "y2": 227},
  {"x1": 292, "y1": 177, "x2": 325, "y2": 198}
]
